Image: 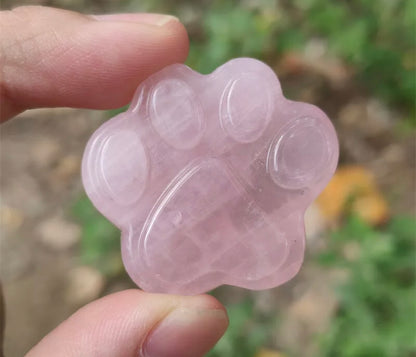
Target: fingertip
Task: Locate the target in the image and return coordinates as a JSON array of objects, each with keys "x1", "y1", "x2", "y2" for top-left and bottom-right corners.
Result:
[
  {"x1": 75, "y1": 18, "x2": 189, "y2": 109},
  {"x1": 140, "y1": 293, "x2": 228, "y2": 357},
  {"x1": 26, "y1": 290, "x2": 228, "y2": 357},
  {"x1": 1, "y1": 7, "x2": 190, "y2": 118},
  {"x1": 166, "y1": 17, "x2": 189, "y2": 63},
  {"x1": 184, "y1": 293, "x2": 228, "y2": 317},
  {"x1": 46, "y1": 17, "x2": 190, "y2": 109}
]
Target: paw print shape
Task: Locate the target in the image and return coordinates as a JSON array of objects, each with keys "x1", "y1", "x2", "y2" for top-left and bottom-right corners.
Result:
[{"x1": 82, "y1": 58, "x2": 339, "y2": 295}]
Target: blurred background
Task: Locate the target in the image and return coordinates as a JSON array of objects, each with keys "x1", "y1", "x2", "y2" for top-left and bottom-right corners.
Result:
[{"x1": 0, "y1": 0, "x2": 415, "y2": 356}]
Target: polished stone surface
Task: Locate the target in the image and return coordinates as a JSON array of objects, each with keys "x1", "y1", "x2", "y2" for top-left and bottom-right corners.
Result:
[{"x1": 82, "y1": 58, "x2": 339, "y2": 294}]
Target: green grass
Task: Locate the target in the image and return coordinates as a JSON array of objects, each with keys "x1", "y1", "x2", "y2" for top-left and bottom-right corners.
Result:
[
  {"x1": 71, "y1": 195, "x2": 122, "y2": 277},
  {"x1": 318, "y1": 216, "x2": 416, "y2": 357}
]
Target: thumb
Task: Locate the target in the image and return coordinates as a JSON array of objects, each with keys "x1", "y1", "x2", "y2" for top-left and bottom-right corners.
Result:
[
  {"x1": 26, "y1": 290, "x2": 228, "y2": 357},
  {"x1": 0, "y1": 6, "x2": 189, "y2": 120}
]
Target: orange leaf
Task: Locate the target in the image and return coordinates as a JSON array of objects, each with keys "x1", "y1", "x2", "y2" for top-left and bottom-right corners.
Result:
[
  {"x1": 256, "y1": 348, "x2": 286, "y2": 357},
  {"x1": 316, "y1": 165, "x2": 389, "y2": 225}
]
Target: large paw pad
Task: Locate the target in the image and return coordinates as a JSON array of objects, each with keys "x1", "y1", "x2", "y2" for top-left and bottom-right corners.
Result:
[{"x1": 82, "y1": 58, "x2": 339, "y2": 295}]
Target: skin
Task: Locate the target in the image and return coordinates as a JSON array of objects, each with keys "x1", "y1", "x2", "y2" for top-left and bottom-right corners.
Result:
[{"x1": 0, "y1": 6, "x2": 229, "y2": 357}]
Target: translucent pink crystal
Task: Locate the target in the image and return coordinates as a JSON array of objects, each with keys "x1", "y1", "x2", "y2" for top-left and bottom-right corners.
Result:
[{"x1": 81, "y1": 58, "x2": 339, "y2": 295}]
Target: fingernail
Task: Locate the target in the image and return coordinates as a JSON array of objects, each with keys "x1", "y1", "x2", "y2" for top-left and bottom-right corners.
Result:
[
  {"x1": 141, "y1": 307, "x2": 228, "y2": 357},
  {"x1": 152, "y1": 15, "x2": 179, "y2": 27},
  {"x1": 92, "y1": 13, "x2": 179, "y2": 27}
]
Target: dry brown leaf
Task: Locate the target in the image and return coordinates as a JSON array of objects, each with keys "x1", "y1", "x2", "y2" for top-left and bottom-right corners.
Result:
[
  {"x1": 255, "y1": 348, "x2": 286, "y2": 357},
  {"x1": 316, "y1": 165, "x2": 389, "y2": 225}
]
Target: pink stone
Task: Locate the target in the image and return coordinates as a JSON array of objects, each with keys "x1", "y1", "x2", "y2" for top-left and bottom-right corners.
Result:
[{"x1": 81, "y1": 58, "x2": 339, "y2": 295}]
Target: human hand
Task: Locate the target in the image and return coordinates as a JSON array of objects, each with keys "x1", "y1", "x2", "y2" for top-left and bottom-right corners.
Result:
[{"x1": 0, "y1": 6, "x2": 228, "y2": 356}]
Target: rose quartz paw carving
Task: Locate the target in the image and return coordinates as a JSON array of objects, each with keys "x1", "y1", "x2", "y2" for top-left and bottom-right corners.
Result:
[{"x1": 82, "y1": 58, "x2": 339, "y2": 295}]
